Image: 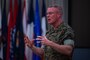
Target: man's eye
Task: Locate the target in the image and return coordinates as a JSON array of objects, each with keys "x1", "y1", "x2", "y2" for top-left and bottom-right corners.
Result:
[{"x1": 47, "y1": 12, "x2": 54, "y2": 14}]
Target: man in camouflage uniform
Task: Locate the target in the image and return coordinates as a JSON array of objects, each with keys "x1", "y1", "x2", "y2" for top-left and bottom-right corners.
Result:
[
  {"x1": 44, "y1": 22, "x2": 74, "y2": 60},
  {"x1": 24, "y1": 5, "x2": 74, "y2": 60}
]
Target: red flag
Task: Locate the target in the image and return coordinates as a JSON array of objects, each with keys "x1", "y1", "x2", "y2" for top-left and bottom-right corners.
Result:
[
  {"x1": 6, "y1": 0, "x2": 13, "y2": 60},
  {"x1": 13, "y1": 0, "x2": 18, "y2": 26},
  {"x1": 7, "y1": 0, "x2": 18, "y2": 60}
]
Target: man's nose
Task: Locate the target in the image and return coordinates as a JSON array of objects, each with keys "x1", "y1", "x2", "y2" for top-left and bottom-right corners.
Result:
[{"x1": 46, "y1": 14, "x2": 50, "y2": 18}]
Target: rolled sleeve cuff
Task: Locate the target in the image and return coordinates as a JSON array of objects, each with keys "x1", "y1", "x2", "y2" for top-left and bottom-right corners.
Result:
[{"x1": 64, "y1": 39, "x2": 74, "y2": 46}]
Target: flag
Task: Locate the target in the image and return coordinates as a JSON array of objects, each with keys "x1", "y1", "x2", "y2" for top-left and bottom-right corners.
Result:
[
  {"x1": 0, "y1": 0, "x2": 3, "y2": 60},
  {"x1": 23, "y1": 0, "x2": 27, "y2": 34},
  {"x1": 6, "y1": 0, "x2": 15, "y2": 60},
  {"x1": 0, "y1": 0, "x2": 2, "y2": 31},
  {"x1": 0, "y1": 0, "x2": 1, "y2": 30},
  {"x1": 15, "y1": 0, "x2": 25, "y2": 60},
  {"x1": 1, "y1": 0, "x2": 8, "y2": 60},
  {"x1": 13, "y1": 0, "x2": 18, "y2": 26},
  {"x1": 41, "y1": 0, "x2": 47, "y2": 36},
  {"x1": 9, "y1": 0, "x2": 18, "y2": 60},
  {"x1": 24, "y1": 0, "x2": 34, "y2": 60},
  {"x1": 33, "y1": 0, "x2": 41, "y2": 60},
  {"x1": 22, "y1": 0, "x2": 32, "y2": 60},
  {"x1": 26, "y1": 0, "x2": 34, "y2": 40}
]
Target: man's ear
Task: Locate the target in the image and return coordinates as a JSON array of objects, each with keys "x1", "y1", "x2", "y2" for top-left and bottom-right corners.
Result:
[
  {"x1": 57, "y1": 14, "x2": 61, "y2": 18},
  {"x1": 59, "y1": 13, "x2": 62, "y2": 18}
]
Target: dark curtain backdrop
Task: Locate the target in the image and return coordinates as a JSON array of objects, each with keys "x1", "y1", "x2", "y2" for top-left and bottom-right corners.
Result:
[{"x1": 68, "y1": 0, "x2": 90, "y2": 48}]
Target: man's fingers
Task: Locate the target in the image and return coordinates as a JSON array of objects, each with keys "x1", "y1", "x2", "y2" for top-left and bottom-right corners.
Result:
[
  {"x1": 37, "y1": 36, "x2": 43, "y2": 39},
  {"x1": 36, "y1": 36, "x2": 45, "y2": 40},
  {"x1": 36, "y1": 38, "x2": 42, "y2": 40}
]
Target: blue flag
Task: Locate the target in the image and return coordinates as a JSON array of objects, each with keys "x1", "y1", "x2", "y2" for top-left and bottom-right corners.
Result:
[{"x1": 33, "y1": 0, "x2": 41, "y2": 60}]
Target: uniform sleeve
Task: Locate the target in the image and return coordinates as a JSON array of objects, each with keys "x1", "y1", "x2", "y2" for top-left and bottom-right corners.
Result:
[{"x1": 64, "y1": 39, "x2": 74, "y2": 46}]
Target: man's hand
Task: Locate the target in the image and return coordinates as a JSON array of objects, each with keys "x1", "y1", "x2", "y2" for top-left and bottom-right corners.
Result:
[
  {"x1": 24, "y1": 36, "x2": 34, "y2": 48},
  {"x1": 36, "y1": 36, "x2": 52, "y2": 46}
]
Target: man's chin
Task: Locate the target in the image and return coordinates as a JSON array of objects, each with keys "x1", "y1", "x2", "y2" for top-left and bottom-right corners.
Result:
[
  {"x1": 48, "y1": 22, "x2": 51, "y2": 24},
  {"x1": 48, "y1": 22, "x2": 52, "y2": 24}
]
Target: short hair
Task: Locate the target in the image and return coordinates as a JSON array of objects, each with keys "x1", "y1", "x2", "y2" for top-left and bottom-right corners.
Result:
[{"x1": 47, "y1": 5, "x2": 63, "y2": 15}]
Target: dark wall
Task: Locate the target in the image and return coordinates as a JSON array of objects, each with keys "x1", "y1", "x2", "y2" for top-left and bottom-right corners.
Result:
[
  {"x1": 68, "y1": 0, "x2": 90, "y2": 47},
  {"x1": 72, "y1": 48, "x2": 90, "y2": 60}
]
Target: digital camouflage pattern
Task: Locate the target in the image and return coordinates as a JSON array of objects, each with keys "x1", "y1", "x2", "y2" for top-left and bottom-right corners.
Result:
[{"x1": 44, "y1": 22, "x2": 74, "y2": 60}]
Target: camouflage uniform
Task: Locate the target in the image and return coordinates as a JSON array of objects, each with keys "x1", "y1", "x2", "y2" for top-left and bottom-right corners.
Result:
[{"x1": 44, "y1": 22, "x2": 74, "y2": 60}]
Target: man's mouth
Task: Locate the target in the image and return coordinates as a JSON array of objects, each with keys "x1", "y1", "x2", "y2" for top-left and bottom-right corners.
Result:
[{"x1": 48, "y1": 18, "x2": 51, "y2": 21}]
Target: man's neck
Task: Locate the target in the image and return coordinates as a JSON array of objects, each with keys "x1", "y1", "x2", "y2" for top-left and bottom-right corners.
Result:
[{"x1": 52, "y1": 19, "x2": 63, "y2": 29}]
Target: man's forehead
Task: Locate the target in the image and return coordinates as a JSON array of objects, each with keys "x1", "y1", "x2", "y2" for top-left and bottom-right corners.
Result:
[{"x1": 47, "y1": 7, "x2": 58, "y2": 12}]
